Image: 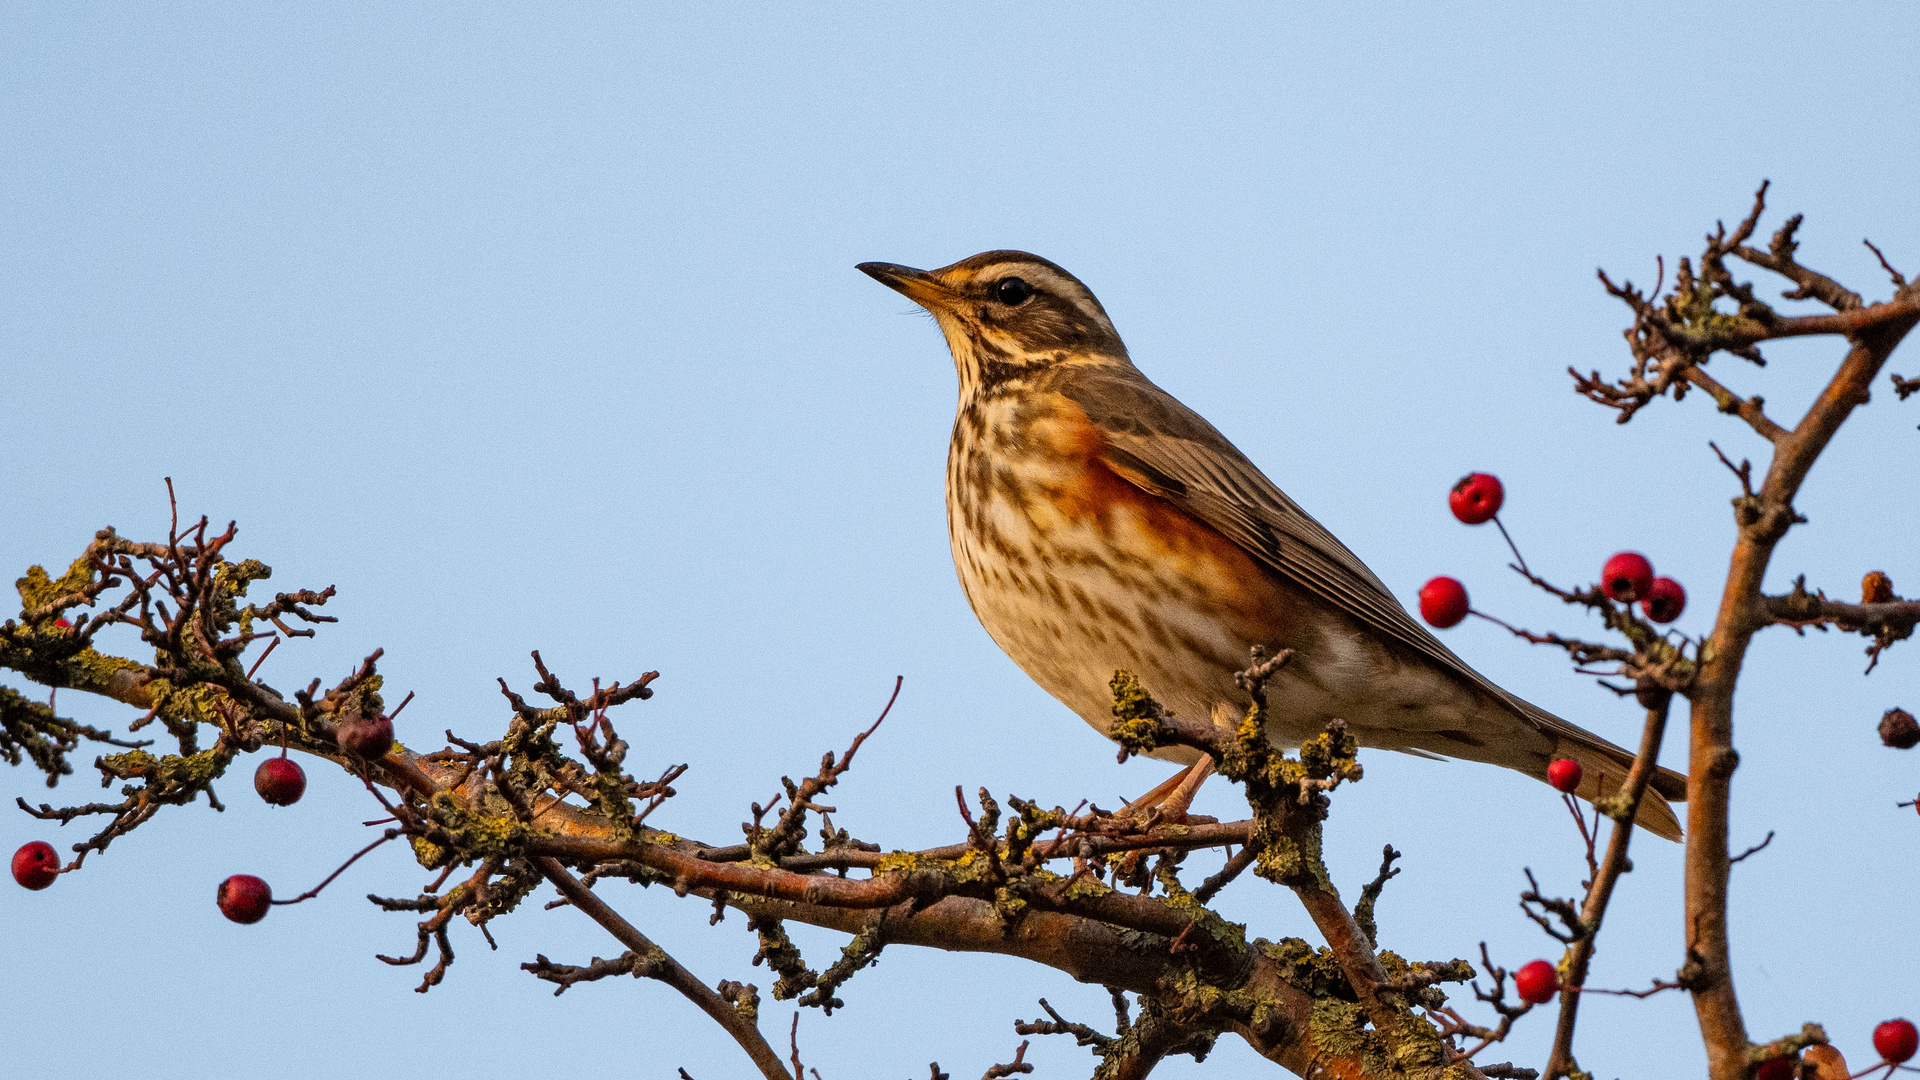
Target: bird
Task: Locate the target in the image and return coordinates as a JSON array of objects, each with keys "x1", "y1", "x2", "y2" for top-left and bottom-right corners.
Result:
[{"x1": 857, "y1": 251, "x2": 1686, "y2": 839}]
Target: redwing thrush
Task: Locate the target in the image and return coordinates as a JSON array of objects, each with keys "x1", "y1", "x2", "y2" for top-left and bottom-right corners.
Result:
[{"x1": 858, "y1": 251, "x2": 1685, "y2": 839}]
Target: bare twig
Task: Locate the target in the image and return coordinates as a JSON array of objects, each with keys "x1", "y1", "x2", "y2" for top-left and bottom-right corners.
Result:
[
  {"x1": 532, "y1": 856, "x2": 793, "y2": 1080},
  {"x1": 1544, "y1": 698, "x2": 1673, "y2": 1079},
  {"x1": 271, "y1": 832, "x2": 397, "y2": 906},
  {"x1": 980, "y1": 1041, "x2": 1032, "y2": 1079},
  {"x1": 1728, "y1": 832, "x2": 1775, "y2": 866}
]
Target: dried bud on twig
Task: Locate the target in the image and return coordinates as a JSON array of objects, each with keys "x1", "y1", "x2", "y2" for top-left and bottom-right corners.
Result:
[
  {"x1": 1879, "y1": 708, "x2": 1919, "y2": 750},
  {"x1": 1863, "y1": 571, "x2": 1896, "y2": 605}
]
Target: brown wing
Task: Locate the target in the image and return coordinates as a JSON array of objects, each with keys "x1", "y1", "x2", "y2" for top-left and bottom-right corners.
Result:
[{"x1": 1053, "y1": 364, "x2": 1688, "y2": 804}]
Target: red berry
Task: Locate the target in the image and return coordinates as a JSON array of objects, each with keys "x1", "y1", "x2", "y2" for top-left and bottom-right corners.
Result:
[
  {"x1": 1601, "y1": 551, "x2": 1654, "y2": 603},
  {"x1": 1419, "y1": 577, "x2": 1470, "y2": 628},
  {"x1": 336, "y1": 710, "x2": 394, "y2": 760},
  {"x1": 1547, "y1": 758, "x2": 1583, "y2": 793},
  {"x1": 11, "y1": 841, "x2": 60, "y2": 890},
  {"x1": 1875, "y1": 1019, "x2": 1918, "y2": 1064},
  {"x1": 218, "y1": 874, "x2": 272, "y2": 924},
  {"x1": 1512, "y1": 959, "x2": 1558, "y2": 1004},
  {"x1": 254, "y1": 756, "x2": 307, "y2": 806},
  {"x1": 1753, "y1": 1058, "x2": 1796, "y2": 1080},
  {"x1": 1641, "y1": 577, "x2": 1686, "y2": 623},
  {"x1": 1448, "y1": 473, "x2": 1505, "y2": 525}
]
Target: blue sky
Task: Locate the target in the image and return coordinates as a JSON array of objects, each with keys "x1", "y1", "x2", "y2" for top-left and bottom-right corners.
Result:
[{"x1": 4, "y1": 5, "x2": 1917, "y2": 1077}]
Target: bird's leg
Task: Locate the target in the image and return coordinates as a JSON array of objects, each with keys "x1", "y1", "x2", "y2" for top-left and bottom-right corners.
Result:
[
  {"x1": 1158, "y1": 755, "x2": 1215, "y2": 821},
  {"x1": 1118, "y1": 756, "x2": 1216, "y2": 825},
  {"x1": 1119, "y1": 768, "x2": 1191, "y2": 819}
]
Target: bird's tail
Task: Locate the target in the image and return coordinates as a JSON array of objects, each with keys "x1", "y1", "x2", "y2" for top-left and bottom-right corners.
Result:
[{"x1": 1548, "y1": 732, "x2": 1687, "y2": 842}]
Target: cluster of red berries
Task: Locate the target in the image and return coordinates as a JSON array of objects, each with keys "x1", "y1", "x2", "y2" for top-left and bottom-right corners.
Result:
[
  {"x1": 1419, "y1": 473, "x2": 1687, "y2": 629},
  {"x1": 1599, "y1": 551, "x2": 1686, "y2": 623},
  {"x1": 12, "y1": 748, "x2": 313, "y2": 923},
  {"x1": 1511, "y1": 961, "x2": 1916, "y2": 1069},
  {"x1": 211, "y1": 748, "x2": 318, "y2": 922},
  {"x1": 10, "y1": 705, "x2": 405, "y2": 917}
]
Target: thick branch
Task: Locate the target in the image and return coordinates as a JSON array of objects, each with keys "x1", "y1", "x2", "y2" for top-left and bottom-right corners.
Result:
[
  {"x1": 1682, "y1": 228, "x2": 1920, "y2": 1080},
  {"x1": 713, "y1": 892, "x2": 1370, "y2": 1079},
  {"x1": 530, "y1": 832, "x2": 1229, "y2": 950}
]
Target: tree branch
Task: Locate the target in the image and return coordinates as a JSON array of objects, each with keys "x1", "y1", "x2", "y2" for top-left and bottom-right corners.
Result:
[
  {"x1": 1543, "y1": 697, "x2": 1674, "y2": 1079},
  {"x1": 531, "y1": 856, "x2": 793, "y2": 1080},
  {"x1": 1674, "y1": 193, "x2": 1920, "y2": 1080}
]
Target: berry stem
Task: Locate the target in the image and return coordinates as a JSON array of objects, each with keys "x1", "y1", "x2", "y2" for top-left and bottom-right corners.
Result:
[
  {"x1": 1467, "y1": 609, "x2": 1514, "y2": 632},
  {"x1": 245, "y1": 634, "x2": 280, "y2": 680},
  {"x1": 270, "y1": 830, "x2": 398, "y2": 906},
  {"x1": 1492, "y1": 514, "x2": 1532, "y2": 577}
]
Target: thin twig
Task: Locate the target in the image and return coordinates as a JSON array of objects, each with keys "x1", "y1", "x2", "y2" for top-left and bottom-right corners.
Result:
[
  {"x1": 531, "y1": 856, "x2": 793, "y2": 1080},
  {"x1": 1728, "y1": 832, "x2": 1775, "y2": 866},
  {"x1": 1543, "y1": 697, "x2": 1673, "y2": 1078}
]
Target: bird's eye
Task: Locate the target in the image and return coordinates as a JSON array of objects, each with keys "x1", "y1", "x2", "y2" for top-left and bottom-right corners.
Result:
[{"x1": 995, "y1": 277, "x2": 1033, "y2": 306}]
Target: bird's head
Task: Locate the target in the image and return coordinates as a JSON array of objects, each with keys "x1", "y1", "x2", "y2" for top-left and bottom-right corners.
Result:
[{"x1": 858, "y1": 251, "x2": 1130, "y2": 390}]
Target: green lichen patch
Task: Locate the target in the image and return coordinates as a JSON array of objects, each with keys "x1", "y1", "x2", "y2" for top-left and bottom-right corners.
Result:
[
  {"x1": 98, "y1": 742, "x2": 236, "y2": 806},
  {"x1": 422, "y1": 792, "x2": 538, "y2": 860},
  {"x1": 410, "y1": 835, "x2": 452, "y2": 869},
  {"x1": 1, "y1": 684, "x2": 86, "y2": 784},
  {"x1": 15, "y1": 556, "x2": 97, "y2": 616},
  {"x1": 875, "y1": 850, "x2": 920, "y2": 874},
  {"x1": 1108, "y1": 670, "x2": 1174, "y2": 756},
  {"x1": 1261, "y1": 937, "x2": 1354, "y2": 1001},
  {"x1": 748, "y1": 916, "x2": 818, "y2": 1001},
  {"x1": 1155, "y1": 862, "x2": 1248, "y2": 950}
]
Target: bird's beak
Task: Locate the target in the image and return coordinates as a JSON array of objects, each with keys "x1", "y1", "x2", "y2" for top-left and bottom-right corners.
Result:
[{"x1": 857, "y1": 261, "x2": 955, "y2": 311}]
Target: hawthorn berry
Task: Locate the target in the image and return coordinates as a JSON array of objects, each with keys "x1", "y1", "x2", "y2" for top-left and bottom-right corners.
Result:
[
  {"x1": 336, "y1": 710, "x2": 394, "y2": 760},
  {"x1": 1874, "y1": 1018, "x2": 1918, "y2": 1064},
  {"x1": 254, "y1": 756, "x2": 307, "y2": 806},
  {"x1": 1512, "y1": 959, "x2": 1558, "y2": 1004},
  {"x1": 1547, "y1": 758, "x2": 1583, "y2": 793},
  {"x1": 1601, "y1": 551, "x2": 1654, "y2": 604},
  {"x1": 1753, "y1": 1058, "x2": 1796, "y2": 1080},
  {"x1": 11, "y1": 841, "x2": 59, "y2": 890},
  {"x1": 1419, "y1": 577, "x2": 1470, "y2": 628},
  {"x1": 1641, "y1": 577, "x2": 1686, "y2": 623},
  {"x1": 217, "y1": 874, "x2": 272, "y2": 924},
  {"x1": 1448, "y1": 473, "x2": 1505, "y2": 525}
]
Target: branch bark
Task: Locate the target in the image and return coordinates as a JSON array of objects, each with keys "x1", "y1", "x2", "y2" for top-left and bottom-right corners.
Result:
[{"x1": 1683, "y1": 262, "x2": 1919, "y2": 1079}]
